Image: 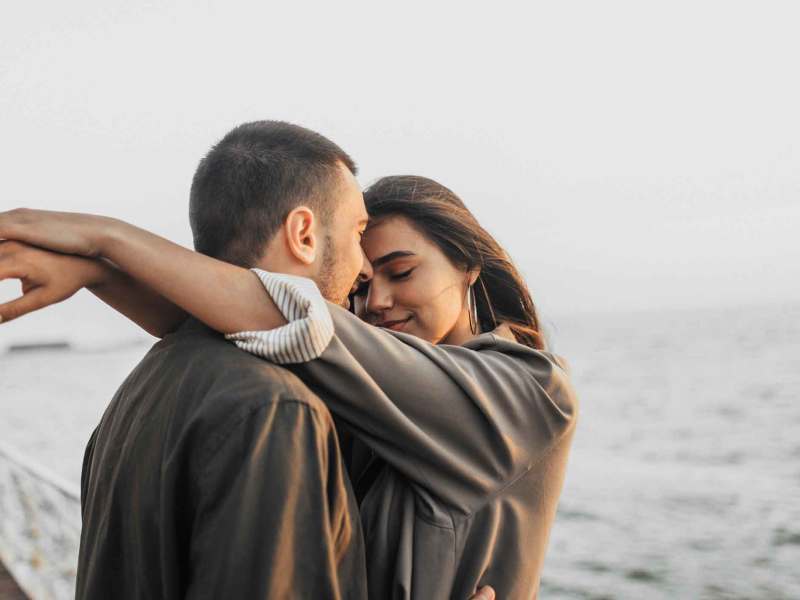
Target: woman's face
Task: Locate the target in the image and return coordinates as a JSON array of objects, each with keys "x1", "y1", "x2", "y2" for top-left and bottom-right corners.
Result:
[{"x1": 353, "y1": 215, "x2": 475, "y2": 345}]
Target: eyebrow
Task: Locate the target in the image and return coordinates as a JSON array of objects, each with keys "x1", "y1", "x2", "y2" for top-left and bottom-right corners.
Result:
[{"x1": 372, "y1": 250, "x2": 416, "y2": 269}]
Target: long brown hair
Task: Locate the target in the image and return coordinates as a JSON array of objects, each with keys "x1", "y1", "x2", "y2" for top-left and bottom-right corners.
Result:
[{"x1": 362, "y1": 175, "x2": 546, "y2": 350}]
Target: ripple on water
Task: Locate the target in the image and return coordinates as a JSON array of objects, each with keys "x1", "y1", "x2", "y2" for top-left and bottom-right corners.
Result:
[
  {"x1": 772, "y1": 527, "x2": 800, "y2": 547},
  {"x1": 539, "y1": 581, "x2": 615, "y2": 600},
  {"x1": 702, "y1": 582, "x2": 747, "y2": 599},
  {"x1": 624, "y1": 567, "x2": 665, "y2": 584},
  {"x1": 716, "y1": 405, "x2": 744, "y2": 420},
  {"x1": 574, "y1": 560, "x2": 611, "y2": 574},
  {"x1": 751, "y1": 555, "x2": 771, "y2": 568},
  {"x1": 662, "y1": 492, "x2": 739, "y2": 516},
  {"x1": 557, "y1": 507, "x2": 601, "y2": 522},
  {"x1": 687, "y1": 537, "x2": 722, "y2": 552},
  {"x1": 757, "y1": 386, "x2": 779, "y2": 401}
]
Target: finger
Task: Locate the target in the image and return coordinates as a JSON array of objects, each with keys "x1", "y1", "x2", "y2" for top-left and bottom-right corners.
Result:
[
  {"x1": 470, "y1": 586, "x2": 496, "y2": 600},
  {"x1": 0, "y1": 239, "x2": 24, "y2": 258},
  {"x1": 0, "y1": 256, "x2": 28, "y2": 282},
  {"x1": 0, "y1": 209, "x2": 53, "y2": 250},
  {"x1": 0, "y1": 287, "x2": 53, "y2": 324},
  {"x1": 0, "y1": 209, "x2": 26, "y2": 242}
]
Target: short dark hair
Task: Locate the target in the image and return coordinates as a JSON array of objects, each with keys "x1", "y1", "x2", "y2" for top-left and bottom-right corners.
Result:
[{"x1": 189, "y1": 120, "x2": 357, "y2": 267}]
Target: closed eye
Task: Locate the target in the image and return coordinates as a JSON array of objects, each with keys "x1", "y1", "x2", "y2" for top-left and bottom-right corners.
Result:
[{"x1": 390, "y1": 268, "x2": 414, "y2": 281}]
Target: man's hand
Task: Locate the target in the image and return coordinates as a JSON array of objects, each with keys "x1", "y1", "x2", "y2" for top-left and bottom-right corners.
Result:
[
  {"x1": 469, "y1": 585, "x2": 496, "y2": 600},
  {"x1": 0, "y1": 240, "x2": 107, "y2": 323},
  {"x1": 0, "y1": 208, "x2": 112, "y2": 257}
]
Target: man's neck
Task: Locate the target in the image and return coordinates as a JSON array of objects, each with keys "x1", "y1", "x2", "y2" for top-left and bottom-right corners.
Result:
[{"x1": 253, "y1": 254, "x2": 312, "y2": 280}]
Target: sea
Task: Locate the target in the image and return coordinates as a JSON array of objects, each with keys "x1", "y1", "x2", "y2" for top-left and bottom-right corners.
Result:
[{"x1": 1, "y1": 302, "x2": 799, "y2": 599}]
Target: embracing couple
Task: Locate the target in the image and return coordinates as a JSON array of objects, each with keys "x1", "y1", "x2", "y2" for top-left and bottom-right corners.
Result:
[{"x1": 0, "y1": 121, "x2": 578, "y2": 599}]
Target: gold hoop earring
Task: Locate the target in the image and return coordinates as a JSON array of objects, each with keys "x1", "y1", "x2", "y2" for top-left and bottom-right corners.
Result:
[{"x1": 467, "y1": 284, "x2": 479, "y2": 334}]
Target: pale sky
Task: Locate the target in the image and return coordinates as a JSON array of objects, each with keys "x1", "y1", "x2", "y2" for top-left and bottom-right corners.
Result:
[{"x1": 1, "y1": 0, "x2": 799, "y2": 346}]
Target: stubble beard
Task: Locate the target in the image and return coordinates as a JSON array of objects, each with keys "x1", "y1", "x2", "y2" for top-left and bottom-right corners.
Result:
[{"x1": 316, "y1": 234, "x2": 352, "y2": 307}]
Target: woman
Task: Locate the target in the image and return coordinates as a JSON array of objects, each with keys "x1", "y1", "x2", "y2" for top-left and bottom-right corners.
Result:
[{"x1": 0, "y1": 176, "x2": 578, "y2": 599}]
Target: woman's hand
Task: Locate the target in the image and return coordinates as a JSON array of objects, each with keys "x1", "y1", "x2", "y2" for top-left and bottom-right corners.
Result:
[
  {"x1": 0, "y1": 208, "x2": 285, "y2": 335},
  {"x1": 0, "y1": 208, "x2": 114, "y2": 257},
  {"x1": 0, "y1": 240, "x2": 108, "y2": 323},
  {"x1": 469, "y1": 585, "x2": 496, "y2": 600},
  {"x1": 0, "y1": 239, "x2": 189, "y2": 336}
]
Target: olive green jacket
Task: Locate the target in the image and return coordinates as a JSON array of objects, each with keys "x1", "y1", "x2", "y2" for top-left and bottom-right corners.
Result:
[
  {"x1": 287, "y1": 305, "x2": 579, "y2": 600},
  {"x1": 77, "y1": 319, "x2": 367, "y2": 599}
]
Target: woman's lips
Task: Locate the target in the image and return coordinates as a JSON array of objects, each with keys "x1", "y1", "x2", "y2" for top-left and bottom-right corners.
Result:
[{"x1": 378, "y1": 317, "x2": 412, "y2": 331}]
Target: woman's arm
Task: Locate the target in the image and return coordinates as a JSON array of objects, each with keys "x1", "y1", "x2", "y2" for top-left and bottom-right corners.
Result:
[
  {"x1": 87, "y1": 260, "x2": 189, "y2": 337},
  {"x1": 0, "y1": 241, "x2": 186, "y2": 336},
  {"x1": 0, "y1": 208, "x2": 286, "y2": 334},
  {"x1": 1, "y1": 210, "x2": 578, "y2": 514},
  {"x1": 228, "y1": 275, "x2": 579, "y2": 516},
  {"x1": 295, "y1": 306, "x2": 579, "y2": 516},
  {"x1": 98, "y1": 218, "x2": 287, "y2": 334}
]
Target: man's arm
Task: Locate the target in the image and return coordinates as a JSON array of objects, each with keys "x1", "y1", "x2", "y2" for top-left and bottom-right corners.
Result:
[{"x1": 186, "y1": 400, "x2": 364, "y2": 600}]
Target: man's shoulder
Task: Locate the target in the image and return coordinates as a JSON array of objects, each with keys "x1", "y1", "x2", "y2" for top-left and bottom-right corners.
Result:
[{"x1": 123, "y1": 326, "x2": 335, "y2": 429}]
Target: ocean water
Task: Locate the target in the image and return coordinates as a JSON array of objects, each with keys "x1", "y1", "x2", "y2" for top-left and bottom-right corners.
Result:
[
  {"x1": 541, "y1": 303, "x2": 800, "y2": 599},
  {"x1": 1, "y1": 303, "x2": 799, "y2": 599}
]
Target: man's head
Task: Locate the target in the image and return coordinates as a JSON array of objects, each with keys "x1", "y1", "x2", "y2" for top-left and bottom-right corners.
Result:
[{"x1": 189, "y1": 120, "x2": 369, "y2": 304}]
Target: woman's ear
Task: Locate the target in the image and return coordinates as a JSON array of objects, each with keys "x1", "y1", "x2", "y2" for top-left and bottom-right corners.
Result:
[{"x1": 284, "y1": 206, "x2": 317, "y2": 265}]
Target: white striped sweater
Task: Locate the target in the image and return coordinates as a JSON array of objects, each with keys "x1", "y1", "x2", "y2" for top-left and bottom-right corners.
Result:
[{"x1": 224, "y1": 268, "x2": 334, "y2": 364}]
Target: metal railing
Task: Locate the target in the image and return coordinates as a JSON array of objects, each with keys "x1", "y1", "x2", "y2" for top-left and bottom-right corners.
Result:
[{"x1": 0, "y1": 442, "x2": 81, "y2": 600}]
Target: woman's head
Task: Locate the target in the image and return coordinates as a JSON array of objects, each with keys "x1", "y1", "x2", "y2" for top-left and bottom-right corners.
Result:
[{"x1": 352, "y1": 175, "x2": 545, "y2": 350}]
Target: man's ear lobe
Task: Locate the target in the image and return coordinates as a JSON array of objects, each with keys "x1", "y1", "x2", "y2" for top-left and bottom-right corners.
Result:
[{"x1": 284, "y1": 206, "x2": 317, "y2": 265}]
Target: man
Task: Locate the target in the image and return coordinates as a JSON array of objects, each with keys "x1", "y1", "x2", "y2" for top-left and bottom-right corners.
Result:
[{"x1": 1, "y1": 122, "x2": 371, "y2": 599}]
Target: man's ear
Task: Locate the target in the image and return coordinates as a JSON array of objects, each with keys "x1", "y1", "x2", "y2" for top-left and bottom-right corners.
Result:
[{"x1": 284, "y1": 206, "x2": 318, "y2": 265}]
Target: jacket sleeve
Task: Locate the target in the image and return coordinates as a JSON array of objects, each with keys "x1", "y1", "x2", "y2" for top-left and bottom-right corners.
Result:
[
  {"x1": 225, "y1": 269, "x2": 334, "y2": 363},
  {"x1": 184, "y1": 401, "x2": 363, "y2": 600},
  {"x1": 226, "y1": 270, "x2": 579, "y2": 515},
  {"x1": 291, "y1": 304, "x2": 579, "y2": 516}
]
